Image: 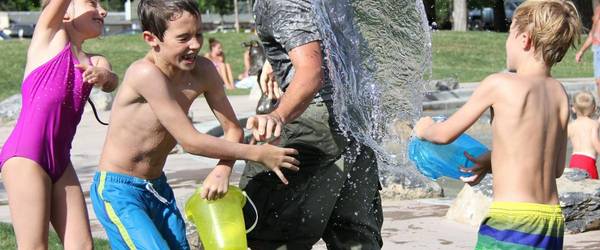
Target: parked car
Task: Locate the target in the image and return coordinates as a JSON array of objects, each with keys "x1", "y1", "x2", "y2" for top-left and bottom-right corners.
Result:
[
  {"x1": 505, "y1": 0, "x2": 526, "y2": 20},
  {"x1": 468, "y1": 0, "x2": 525, "y2": 31},
  {"x1": 468, "y1": 7, "x2": 493, "y2": 30},
  {"x1": 5, "y1": 24, "x2": 34, "y2": 38},
  {"x1": 0, "y1": 30, "x2": 10, "y2": 41}
]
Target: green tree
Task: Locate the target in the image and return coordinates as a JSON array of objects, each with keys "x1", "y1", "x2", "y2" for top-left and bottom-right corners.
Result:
[
  {"x1": 435, "y1": 0, "x2": 452, "y2": 29},
  {"x1": 198, "y1": 0, "x2": 234, "y2": 25},
  {"x1": 0, "y1": 0, "x2": 124, "y2": 11},
  {"x1": 0, "y1": 0, "x2": 41, "y2": 11},
  {"x1": 198, "y1": 0, "x2": 234, "y2": 15},
  {"x1": 100, "y1": 0, "x2": 126, "y2": 11}
]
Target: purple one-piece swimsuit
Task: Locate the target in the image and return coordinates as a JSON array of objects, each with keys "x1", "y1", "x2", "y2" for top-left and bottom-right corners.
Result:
[{"x1": 0, "y1": 42, "x2": 92, "y2": 182}]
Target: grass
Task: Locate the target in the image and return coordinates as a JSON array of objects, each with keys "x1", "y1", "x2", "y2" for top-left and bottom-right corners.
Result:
[
  {"x1": 432, "y1": 31, "x2": 593, "y2": 82},
  {"x1": 0, "y1": 31, "x2": 594, "y2": 101},
  {"x1": 0, "y1": 222, "x2": 110, "y2": 249},
  {"x1": 0, "y1": 32, "x2": 255, "y2": 101}
]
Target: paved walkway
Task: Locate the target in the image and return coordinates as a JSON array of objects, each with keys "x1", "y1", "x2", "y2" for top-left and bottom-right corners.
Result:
[{"x1": 0, "y1": 89, "x2": 599, "y2": 249}]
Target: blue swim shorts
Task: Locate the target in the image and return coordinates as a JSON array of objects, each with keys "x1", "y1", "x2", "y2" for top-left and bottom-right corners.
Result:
[{"x1": 90, "y1": 171, "x2": 190, "y2": 250}]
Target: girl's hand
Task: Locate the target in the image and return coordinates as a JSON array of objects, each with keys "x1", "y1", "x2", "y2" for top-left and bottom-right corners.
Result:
[{"x1": 76, "y1": 64, "x2": 111, "y2": 86}]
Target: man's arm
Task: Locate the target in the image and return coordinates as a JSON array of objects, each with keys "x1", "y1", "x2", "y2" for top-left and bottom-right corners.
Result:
[
  {"x1": 273, "y1": 42, "x2": 323, "y2": 123},
  {"x1": 415, "y1": 74, "x2": 499, "y2": 144},
  {"x1": 247, "y1": 42, "x2": 323, "y2": 141}
]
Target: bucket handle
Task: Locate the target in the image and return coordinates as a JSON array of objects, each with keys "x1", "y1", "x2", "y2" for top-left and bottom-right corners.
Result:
[{"x1": 242, "y1": 191, "x2": 258, "y2": 233}]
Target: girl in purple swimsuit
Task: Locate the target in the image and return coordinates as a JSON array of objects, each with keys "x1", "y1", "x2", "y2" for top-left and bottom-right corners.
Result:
[{"x1": 0, "y1": 0, "x2": 117, "y2": 248}]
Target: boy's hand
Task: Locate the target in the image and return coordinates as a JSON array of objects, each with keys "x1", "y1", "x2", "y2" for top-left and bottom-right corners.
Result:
[
  {"x1": 414, "y1": 116, "x2": 435, "y2": 139},
  {"x1": 256, "y1": 144, "x2": 300, "y2": 185},
  {"x1": 76, "y1": 64, "x2": 111, "y2": 86},
  {"x1": 459, "y1": 151, "x2": 491, "y2": 186},
  {"x1": 246, "y1": 112, "x2": 284, "y2": 142},
  {"x1": 201, "y1": 165, "x2": 232, "y2": 200},
  {"x1": 575, "y1": 51, "x2": 583, "y2": 63}
]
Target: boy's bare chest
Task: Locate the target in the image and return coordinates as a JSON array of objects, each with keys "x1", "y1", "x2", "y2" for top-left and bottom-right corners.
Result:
[{"x1": 173, "y1": 86, "x2": 202, "y2": 112}]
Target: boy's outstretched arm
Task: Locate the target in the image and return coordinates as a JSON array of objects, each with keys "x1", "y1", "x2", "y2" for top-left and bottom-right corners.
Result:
[
  {"x1": 414, "y1": 74, "x2": 498, "y2": 144},
  {"x1": 129, "y1": 62, "x2": 299, "y2": 183},
  {"x1": 200, "y1": 63, "x2": 245, "y2": 200}
]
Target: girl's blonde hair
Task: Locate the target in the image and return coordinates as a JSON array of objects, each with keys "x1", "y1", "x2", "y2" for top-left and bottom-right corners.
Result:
[{"x1": 512, "y1": 0, "x2": 582, "y2": 67}]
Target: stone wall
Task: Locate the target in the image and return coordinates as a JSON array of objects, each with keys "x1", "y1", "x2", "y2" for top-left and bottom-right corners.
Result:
[{"x1": 446, "y1": 168, "x2": 600, "y2": 234}]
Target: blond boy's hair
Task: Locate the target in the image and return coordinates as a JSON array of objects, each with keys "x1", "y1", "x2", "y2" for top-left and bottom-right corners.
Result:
[
  {"x1": 512, "y1": 0, "x2": 582, "y2": 67},
  {"x1": 573, "y1": 91, "x2": 596, "y2": 117}
]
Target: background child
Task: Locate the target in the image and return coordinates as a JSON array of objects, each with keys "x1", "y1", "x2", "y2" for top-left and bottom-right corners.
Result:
[
  {"x1": 89, "y1": 1, "x2": 298, "y2": 249},
  {"x1": 0, "y1": 0, "x2": 117, "y2": 248},
  {"x1": 414, "y1": 0, "x2": 581, "y2": 249},
  {"x1": 205, "y1": 38, "x2": 235, "y2": 89},
  {"x1": 568, "y1": 91, "x2": 600, "y2": 179},
  {"x1": 575, "y1": 5, "x2": 600, "y2": 97}
]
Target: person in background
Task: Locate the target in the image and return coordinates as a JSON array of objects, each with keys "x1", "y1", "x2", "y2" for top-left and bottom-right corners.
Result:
[{"x1": 205, "y1": 37, "x2": 235, "y2": 89}]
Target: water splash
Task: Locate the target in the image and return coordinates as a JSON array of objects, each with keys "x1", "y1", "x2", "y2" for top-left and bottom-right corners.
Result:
[{"x1": 313, "y1": 0, "x2": 433, "y2": 186}]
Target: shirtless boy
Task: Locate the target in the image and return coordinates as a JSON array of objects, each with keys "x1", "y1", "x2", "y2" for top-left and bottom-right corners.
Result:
[
  {"x1": 415, "y1": 0, "x2": 581, "y2": 248},
  {"x1": 567, "y1": 91, "x2": 600, "y2": 179},
  {"x1": 89, "y1": 1, "x2": 298, "y2": 249}
]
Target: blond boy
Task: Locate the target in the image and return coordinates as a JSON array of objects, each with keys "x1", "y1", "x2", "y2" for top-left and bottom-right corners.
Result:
[
  {"x1": 415, "y1": 0, "x2": 581, "y2": 248},
  {"x1": 567, "y1": 91, "x2": 600, "y2": 179}
]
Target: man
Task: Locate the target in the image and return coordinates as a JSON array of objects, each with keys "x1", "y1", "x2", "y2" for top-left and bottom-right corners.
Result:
[{"x1": 241, "y1": 0, "x2": 383, "y2": 249}]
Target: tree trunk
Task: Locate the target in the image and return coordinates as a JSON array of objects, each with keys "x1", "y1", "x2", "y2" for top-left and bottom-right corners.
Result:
[
  {"x1": 452, "y1": 0, "x2": 467, "y2": 31},
  {"x1": 570, "y1": 0, "x2": 594, "y2": 30},
  {"x1": 492, "y1": 0, "x2": 507, "y2": 32},
  {"x1": 422, "y1": 0, "x2": 436, "y2": 25},
  {"x1": 234, "y1": 0, "x2": 240, "y2": 32}
]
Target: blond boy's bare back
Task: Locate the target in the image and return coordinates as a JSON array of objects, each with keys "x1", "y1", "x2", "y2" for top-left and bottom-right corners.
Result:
[
  {"x1": 415, "y1": 71, "x2": 569, "y2": 204},
  {"x1": 98, "y1": 55, "x2": 217, "y2": 179},
  {"x1": 487, "y1": 73, "x2": 568, "y2": 204},
  {"x1": 415, "y1": 1, "x2": 579, "y2": 248}
]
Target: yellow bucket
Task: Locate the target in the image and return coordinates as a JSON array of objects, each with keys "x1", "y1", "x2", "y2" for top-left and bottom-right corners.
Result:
[{"x1": 184, "y1": 185, "x2": 257, "y2": 250}]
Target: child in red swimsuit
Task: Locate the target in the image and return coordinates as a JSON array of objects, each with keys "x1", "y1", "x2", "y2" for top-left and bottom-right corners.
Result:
[{"x1": 567, "y1": 91, "x2": 600, "y2": 179}]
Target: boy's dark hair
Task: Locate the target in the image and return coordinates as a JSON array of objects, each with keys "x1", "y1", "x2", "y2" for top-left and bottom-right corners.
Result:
[{"x1": 138, "y1": 0, "x2": 200, "y2": 41}]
